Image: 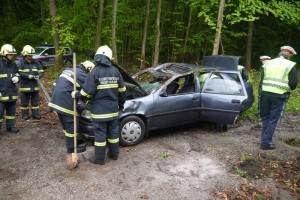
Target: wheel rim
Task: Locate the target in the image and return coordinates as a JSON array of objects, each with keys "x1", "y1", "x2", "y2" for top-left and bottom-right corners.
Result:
[{"x1": 121, "y1": 121, "x2": 142, "y2": 143}]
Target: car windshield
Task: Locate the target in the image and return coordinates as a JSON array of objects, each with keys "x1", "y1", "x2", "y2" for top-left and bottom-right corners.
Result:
[
  {"x1": 35, "y1": 47, "x2": 46, "y2": 54},
  {"x1": 134, "y1": 71, "x2": 168, "y2": 93}
]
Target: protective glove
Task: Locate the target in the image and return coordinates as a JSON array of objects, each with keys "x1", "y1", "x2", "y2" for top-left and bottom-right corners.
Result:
[
  {"x1": 28, "y1": 75, "x2": 34, "y2": 79},
  {"x1": 71, "y1": 91, "x2": 78, "y2": 99},
  {"x1": 12, "y1": 76, "x2": 19, "y2": 83},
  {"x1": 34, "y1": 76, "x2": 39, "y2": 80}
]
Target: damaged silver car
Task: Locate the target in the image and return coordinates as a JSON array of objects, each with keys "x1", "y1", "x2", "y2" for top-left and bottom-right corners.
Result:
[{"x1": 78, "y1": 55, "x2": 254, "y2": 146}]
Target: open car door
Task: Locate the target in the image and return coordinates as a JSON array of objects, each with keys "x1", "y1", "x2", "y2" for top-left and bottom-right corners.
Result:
[{"x1": 199, "y1": 71, "x2": 248, "y2": 124}]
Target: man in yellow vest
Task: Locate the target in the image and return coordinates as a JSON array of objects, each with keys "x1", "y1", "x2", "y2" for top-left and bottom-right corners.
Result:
[{"x1": 259, "y1": 46, "x2": 298, "y2": 150}]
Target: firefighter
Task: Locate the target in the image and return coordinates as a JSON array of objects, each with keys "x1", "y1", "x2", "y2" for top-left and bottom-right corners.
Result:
[
  {"x1": 259, "y1": 46, "x2": 298, "y2": 150},
  {"x1": 0, "y1": 44, "x2": 20, "y2": 133},
  {"x1": 73, "y1": 45, "x2": 126, "y2": 165},
  {"x1": 49, "y1": 60, "x2": 95, "y2": 169},
  {"x1": 17, "y1": 45, "x2": 44, "y2": 120}
]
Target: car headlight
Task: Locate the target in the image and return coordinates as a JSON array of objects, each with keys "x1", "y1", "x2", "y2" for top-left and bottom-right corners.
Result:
[{"x1": 81, "y1": 109, "x2": 92, "y2": 120}]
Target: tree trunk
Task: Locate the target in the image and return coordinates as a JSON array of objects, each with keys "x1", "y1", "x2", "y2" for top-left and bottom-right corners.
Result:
[
  {"x1": 112, "y1": 0, "x2": 118, "y2": 63},
  {"x1": 40, "y1": 0, "x2": 46, "y2": 42},
  {"x1": 140, "y1": 0, "x2": 150, "y2": 71},
  {"x1": 94, "y1": 0, "x2": 105, "y2": 50},
  {"x1": 182, "y1": 7, "x2": 192, "y2": 62},
  {"x1": 49, "y1": 0, "x2": 64, "y2": 69},
  {"x1": 246, "y1": 21, "x2": 253, "y2": 69},
  {"x1": 153, "y1": 0, "x2": 161, "y2": 66},
  {"x1": 212, "y1": 0, "x2": 225, "y2": 55}
]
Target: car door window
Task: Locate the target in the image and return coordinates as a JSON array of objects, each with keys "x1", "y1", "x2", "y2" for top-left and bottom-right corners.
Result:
[
  {"x1": 166, "y1": 74, "x2": 195, "y2": 95},
  {"x1": 43, "y1": 48, "x2": 55, "y2": 56},
  {"x1": 202, "y1": 72, "x2": 243, "y2": 95}
]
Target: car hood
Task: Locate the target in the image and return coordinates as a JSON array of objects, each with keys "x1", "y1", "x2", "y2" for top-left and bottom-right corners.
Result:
[
  {"x1": 202, "y1": 55, "x2": 240, "y2": 71},
  {"x1": 113, "y1": 63, "x2": 148, "y2": 95}
]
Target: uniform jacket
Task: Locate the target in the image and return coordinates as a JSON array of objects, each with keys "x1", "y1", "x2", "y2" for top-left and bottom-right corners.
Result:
[
  {"x1": 260, "y1": 56, "x2": 298, "y2": 98},
  {"x1": 18, "y1": 58, "x2": 44, "y2": 93},
  {"x1": 0, "y1": 58, "x2": 19, "y2": 102},
  {"x1": 49, "y1": 65, "x2": 88, "y2": 116},
  {"x1": 80, "y1": 55, "x2": 126, "y2": 122}
]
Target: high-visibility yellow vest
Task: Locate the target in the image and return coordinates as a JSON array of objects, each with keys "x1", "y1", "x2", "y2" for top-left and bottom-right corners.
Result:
[
  {"x1": 237, "y1": 65, "x2": 244, "y2": 73},
  {"x1": 262, "y1": 57, "x2": 295, "y2": 94}
]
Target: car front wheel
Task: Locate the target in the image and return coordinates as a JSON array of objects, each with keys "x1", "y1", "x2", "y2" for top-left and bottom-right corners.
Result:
[{"x1": 119, "y1": 116, "x2": 145, "y2": 146}]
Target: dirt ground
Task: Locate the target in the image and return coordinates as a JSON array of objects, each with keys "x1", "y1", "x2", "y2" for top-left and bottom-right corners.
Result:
[{"x1": 0, "y1": 96, "x2": 299, "y2": 200}]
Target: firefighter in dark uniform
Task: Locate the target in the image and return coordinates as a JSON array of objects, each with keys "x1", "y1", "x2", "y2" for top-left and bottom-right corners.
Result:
[
  {"x1": 0, "y1": 44, "x2": 20, "y2": 133},
  {"x1": 18, "y1": 45, "x2": 44, "y2": 120},
  {"x1": 49, "y1": 60, "x2": 95, "y2": 169},
  {"x1": 259, "y1": 46, "x2": 298, "y2": 150},
  {"x1": 73, "y1": 45, "x2": 126, "y2": 165}
]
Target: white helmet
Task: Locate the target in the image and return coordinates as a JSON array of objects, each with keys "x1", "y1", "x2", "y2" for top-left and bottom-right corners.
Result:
[
  {"x1": 0, "y1": 44, "x2": 17, "y2": 56},
  {"x1": 280, "y1": 46, "x2": 297, "y2": 55},
  {"x1": 81, "y1": 60, "x2": 95, "y2": 71},
  {"x1": 21, "y1": 45, "x2": 35, "y2": 56},
  {"x1": 95, "y1": 45, "x2": 113, "y2": 60}
]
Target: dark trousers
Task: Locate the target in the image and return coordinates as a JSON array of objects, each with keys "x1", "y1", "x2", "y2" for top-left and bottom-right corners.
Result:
[
  {"x1": 20, "y1": 92, "x2": 40, "y2": 117},
  {"x1": 58, "y1": 113, "x2": 78, "y2": 152},
  {"x1": 0, "y1": 101, "x2": 17, "y2": 129},
  {"x1": 93, "y1": 119, "x2": 119, "y2": 160},
  {"x1": 260, "y1": 94, "x2": 286, "y2": 146}
]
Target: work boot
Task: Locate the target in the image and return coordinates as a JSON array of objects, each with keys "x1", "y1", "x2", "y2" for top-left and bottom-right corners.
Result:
[
  {"x1": 7, "y1": 127, "x2": 19, "y2": 133},
  {"x1": 260, "y1": 143, "x2": 276, "y2": 150},
  {"x1": 32, "y1": 114, "x2": 41, "y2": 119},
  {"x1": 66, "y1": 153, "x2": 78, "y2": 170},
  {"x1": 89, "y1": 156, "x2": 105, "y2": 165},
  {"x1": 107, "y1": 153, "x2": 118, "y2": 160},
  {"x1": 22, "y1": 115, "x2": 29, "y2": 120},
  {"x1": 67, "y1": 144, "x2": 87, "y2": 154}
]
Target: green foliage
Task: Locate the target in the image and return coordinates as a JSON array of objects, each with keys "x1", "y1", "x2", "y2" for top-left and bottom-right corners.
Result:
[
  {"x1": 235, "y1": 167, "x2": 248, "y2": 178},
  {"x1": 160, "y1": 151, "x2": 170, "y2": 158},
  {"x1": 1, "y1": 0, "x2": 300, "y2": 69}
]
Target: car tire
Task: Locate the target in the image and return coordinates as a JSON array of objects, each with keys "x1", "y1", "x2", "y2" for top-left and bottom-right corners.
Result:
[{"x1": 119, "y1": 116, "x2": 145, "y2": 146}]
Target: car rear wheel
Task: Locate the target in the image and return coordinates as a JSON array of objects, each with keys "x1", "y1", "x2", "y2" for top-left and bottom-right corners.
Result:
[{"x1": 119, "y1": 116, "x2": 145, "y2": 146}]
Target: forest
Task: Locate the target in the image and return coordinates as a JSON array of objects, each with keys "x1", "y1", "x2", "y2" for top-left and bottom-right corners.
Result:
[{"x1": 1, "y1": 0, "x2": 300, "y2": 72}]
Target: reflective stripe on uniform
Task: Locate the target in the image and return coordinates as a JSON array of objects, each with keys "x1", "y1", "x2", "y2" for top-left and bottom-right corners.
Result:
[
  {"x1": 20, "y1": 88, "x2": 31, "y2": 92},
  {"x1": 32, "y1": 106, "x2": 39, "y2": 110},
  {"x1": 19, "y1": 69, "x2": 30, "y2": 72},
  {"x1": 0, "y1": 118, "x2": 3, "y2": 122},
  {"x1": 91, "y1": 112, "x2": 118, "y2": 119},
  {"x1": 118, "y1": 86, "x2": 126, "y2": 92},
  {"x1": 63, "y1": 130, "x2": 74, "y2": 138},
  {"x1": 20, "y1": 106, "x2": 29, "y2": 110},
  {"x1": 94, "y1": 141, "x2": 106, "y2": 147},
  {"x1": 60, "y1": 74, "x2": 80, "y2": 88},
  {"x1": 6, "y1": 116, "x2": 15, "y2": 120},
  {"x1": 48, "y1": 102, "x2": 75, "y2": 115},
  {"x1": 97, "y1": 84, "x2": 118, "y2": 90},
  {"x1": 108, "y1": 138, "x2": 119, "y2": 144},
  {"x1": 0, "y1": 74, "x2": 8, "y2": 78},
  {"x1": 80, "y1": 90, "x2": 92, "y2": 98},
  {"x1": 0, "y1": 97, "x2": 9, "y2": 100}
]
